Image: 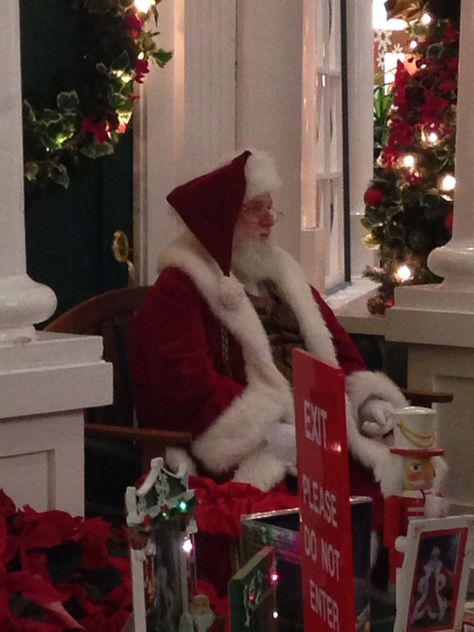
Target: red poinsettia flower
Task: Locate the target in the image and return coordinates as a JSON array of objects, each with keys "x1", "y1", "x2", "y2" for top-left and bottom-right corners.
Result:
[
  {"x1": 79, "y1": 517, "x2": 111, "y2": 569},
  {"x1": 406, "y1": 172, "x2": 422, "y2": 186},
  {"x1": 134, "y1": 59, "x2": 150, "y2": 84},
  {"x1": 81, "y1": 116, "x2": 109, "y2": 144},
  {"x1": 7, "y1": 571, "x2": 67, "y2": 606},
  {"x1": 393, "y1": 60, "x2": 410, "y2": 107},
  {"x1": 443, "y1": 26, "x2": 459, "y2": 45},
  {"x1": 364, "y1": 186, "x2": 384, "y2": 207},
  {"x1": 421, "y1": 90, "x2": 449, "y2": 125},
  {"x1": 380, "y1": 146, "x2": 401, "y2": 169},
  {"x1": 1, "y1": 490, "x2": 131, "y2": 631},
  {"x1": 438, "y1": 79, "x2": 457, "y2": 94},
  {"x1": 124, "y1": 11, "x2": 144, "y2": 39},
  {"x1": 446, "y1": 57, "x2": 459, "y2": 72},
  {"x1": 389, "y1": 119, "x2": 415, "y2": 147},
  {"x1": 444, "y1": 209, "x2": 454, "y2": 232},
  {"x1": 0, "y1": 490, "x2": 16, "y2": 519}
]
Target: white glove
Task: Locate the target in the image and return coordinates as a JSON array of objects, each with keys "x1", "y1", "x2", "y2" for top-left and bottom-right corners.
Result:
[
  {"x1": 359, "y1": 399, "x2": 395, "y2": 437},
  {"x1": 267, "y1": 422, "x2": 297, "y2": 466}
]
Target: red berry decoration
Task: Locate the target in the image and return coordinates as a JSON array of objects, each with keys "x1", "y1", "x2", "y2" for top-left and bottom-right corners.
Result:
[
  {"x1": 444, "y1": 209, "x2": 454, "y2": 232},
  {"x1": 364, "y1": 186, "x2": 385, "y2": 207}
]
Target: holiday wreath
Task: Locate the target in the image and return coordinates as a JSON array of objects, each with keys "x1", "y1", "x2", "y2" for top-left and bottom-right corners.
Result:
[{"x1": 22, "y1": 0, "x2": 172, "y2": 190}]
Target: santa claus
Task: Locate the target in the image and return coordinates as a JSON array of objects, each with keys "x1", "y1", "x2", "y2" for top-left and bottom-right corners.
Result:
[{"x1": 128, "y1": 149, "x2": 407, "y2": 524}]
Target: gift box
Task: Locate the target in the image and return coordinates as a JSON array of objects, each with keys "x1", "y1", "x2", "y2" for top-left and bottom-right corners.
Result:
[{"x1": 240, "y1": 497, "x2": 372, "y2": 631}]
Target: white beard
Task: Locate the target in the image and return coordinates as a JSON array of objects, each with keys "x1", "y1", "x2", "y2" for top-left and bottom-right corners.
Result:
[
  {"x1": 231, "y1": 234, "x2": 277, "y2": 283},
  {"x1": 191, "y1": 610, "x2": 215, "y2": 631}
]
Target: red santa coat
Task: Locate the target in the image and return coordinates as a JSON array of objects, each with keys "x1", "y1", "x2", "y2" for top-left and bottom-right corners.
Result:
[{"x1": 128, "y1": 233, "x2": 406, "y2": 514}]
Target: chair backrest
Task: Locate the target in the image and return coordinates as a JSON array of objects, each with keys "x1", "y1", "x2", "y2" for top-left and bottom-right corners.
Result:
[{"x1": 46, "y1": 286, "x2": 150, "y2": 426}]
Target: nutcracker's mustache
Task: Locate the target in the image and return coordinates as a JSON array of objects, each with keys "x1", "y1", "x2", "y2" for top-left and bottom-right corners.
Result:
[{"x1": 410, "y1": 478, "x2": 433, "y2": 489}]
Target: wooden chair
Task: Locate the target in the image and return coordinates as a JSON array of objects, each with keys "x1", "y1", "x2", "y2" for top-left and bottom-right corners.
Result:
[{"x1": 45, "y1": 286, "x2": 192, "y2": 516}]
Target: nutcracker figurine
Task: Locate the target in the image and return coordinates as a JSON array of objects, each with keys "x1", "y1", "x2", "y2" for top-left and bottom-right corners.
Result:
[{"x1": 381, "y1": 406, "x2": 448, "y2": 600}]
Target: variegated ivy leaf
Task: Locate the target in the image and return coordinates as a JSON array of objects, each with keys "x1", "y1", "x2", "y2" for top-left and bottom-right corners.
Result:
[{"x1": 57, "y1": 91, "x2": 79, "y2": 111}]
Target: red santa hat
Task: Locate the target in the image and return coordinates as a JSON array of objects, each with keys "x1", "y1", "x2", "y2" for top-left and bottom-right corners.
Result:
[
  {"x1": 166, "y1": 150, "x2": 281, "y2": 276},
  {"x1": 389, "y1": 406, "x2": 444, "y2": 457}
]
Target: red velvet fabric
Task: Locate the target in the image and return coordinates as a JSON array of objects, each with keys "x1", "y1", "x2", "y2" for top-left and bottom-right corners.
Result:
[
  {"x1": 190, "y1": 476, "x2": 298, "y2": 596},
  {"x1": 190, "y1": 476, "x2": 298, "y2": 539}
]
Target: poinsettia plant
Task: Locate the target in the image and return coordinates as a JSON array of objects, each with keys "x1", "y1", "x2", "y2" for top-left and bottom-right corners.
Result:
[{"x1": 0, "y1": 490, "x2": 132, "y2": 631}]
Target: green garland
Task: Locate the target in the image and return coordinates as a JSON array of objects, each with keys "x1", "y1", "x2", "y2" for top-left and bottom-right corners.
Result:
[{"x1": 23, "y1": 0, "x2": 172, "y2": 189}]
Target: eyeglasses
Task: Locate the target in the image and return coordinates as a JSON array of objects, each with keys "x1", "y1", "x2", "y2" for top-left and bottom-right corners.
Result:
[{"x1": 241, "y1": 203, "x2": 284, "y2": 223}]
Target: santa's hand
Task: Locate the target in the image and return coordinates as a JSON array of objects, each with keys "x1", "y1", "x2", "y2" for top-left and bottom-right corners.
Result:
[
  {"x1": 360, "y1": 399, "x2": 394, "y2": 437},
  {"x1": 267, "y1": 422, "x2": 296, "y2": 466}
]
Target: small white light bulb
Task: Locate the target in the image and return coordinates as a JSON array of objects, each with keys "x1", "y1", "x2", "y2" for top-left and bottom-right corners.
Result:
[
  {"x1": 401, "y1": 154, "x2": 415, "y2": 169},
  {"x1": 273, "y1": 611, "x2": 279, "y2": 620},
  {"x1": 409, "y1": 40, "x2": 418, "y2": 50},
  {"x1": 440, "y1": 174, "x2": 456, "y2": 191},
  {"x1": 427, "y1": 132, "x2": 439, "y2": 144},
  {"x1": 421, "y1": 13, "x2": 432, "y2": 25},
  {"x1": 134, "y1": 0, "x2": 152, "y2": 13},
  {"x1": 395, "y1": 265, "x2": 413, "y2": 283},
  {"x1": 182, "y1": 537, "x2": 193, "y2": 554}
]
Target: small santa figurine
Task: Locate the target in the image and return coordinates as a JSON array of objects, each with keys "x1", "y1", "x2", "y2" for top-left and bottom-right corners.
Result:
[
  {"x1": 381, "y1": 406, "x2": 448, "y2": 598},
  {"x1": 410, "y1": 545, "x2": 449, "y2": 625},
  {"x1": 189, "y1": 593, "x2": 221, "y2": 632}
]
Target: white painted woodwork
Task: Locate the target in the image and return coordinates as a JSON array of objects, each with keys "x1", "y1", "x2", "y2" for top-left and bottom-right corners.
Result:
[
  {"x1": 0, "y1": 332, "x2": 113, "y2": 514},
  {"x1": 346, "y1": 0, "x2": 376, "y2": 274},
  {"x1": 136, "y1": 0, "x2": 237, "y2": 285},
  {"x1": 236, "y1": 0, "x2": 304, "y2": 265},
  {"x1": 0, "y1": 1, "x2": 56, "y2": 342}
]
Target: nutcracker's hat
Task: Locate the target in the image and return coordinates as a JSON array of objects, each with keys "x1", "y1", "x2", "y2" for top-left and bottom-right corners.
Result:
[
  {"x1": 166, "y1": 150, "x2": 281, "y2": 275},
  {"x1": 390, "y1": 406, "x2": 444, "y2": 457}
]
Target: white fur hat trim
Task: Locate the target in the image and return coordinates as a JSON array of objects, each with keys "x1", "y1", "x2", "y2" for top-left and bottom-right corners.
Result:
[{"x1": 244, "y1": 151, "x2": 281, "y2": 201}]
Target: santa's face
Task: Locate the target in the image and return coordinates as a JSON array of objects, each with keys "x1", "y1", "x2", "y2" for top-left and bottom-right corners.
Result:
[
  {"x1": 403, "y1": 456, "x2": 435, "y2": 491},
  {"x1": 190, "y1": 594, "x2": 215, "y2": 630},
  {"x1": 234, "y1": 193, "x2": 276, "y2": 242}
]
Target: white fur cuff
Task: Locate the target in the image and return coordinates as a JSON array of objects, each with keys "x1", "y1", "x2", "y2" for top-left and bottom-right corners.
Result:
[
  {"x1": 345, "y1": 370, "x2": 408, "y2": 416},
  {"x1": 233, "y1": 445, "x2": 288, "y2": 491},
  {"x1": 191, "y1": 383, "x2": 292, "y2": 475}
]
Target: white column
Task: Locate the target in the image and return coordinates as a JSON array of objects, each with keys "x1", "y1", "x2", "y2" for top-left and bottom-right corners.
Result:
[
  {"x1": 0, "y1": 1, "x2": 56, "y2": 343},
  {"x1": 346, "y1": 0, "x2": 375, "y2": 274}
]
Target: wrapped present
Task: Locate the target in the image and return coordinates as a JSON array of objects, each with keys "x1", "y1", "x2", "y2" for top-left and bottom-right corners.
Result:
[{"x1": 240, "y1": 497, "x2": 372, "y2": 632}]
